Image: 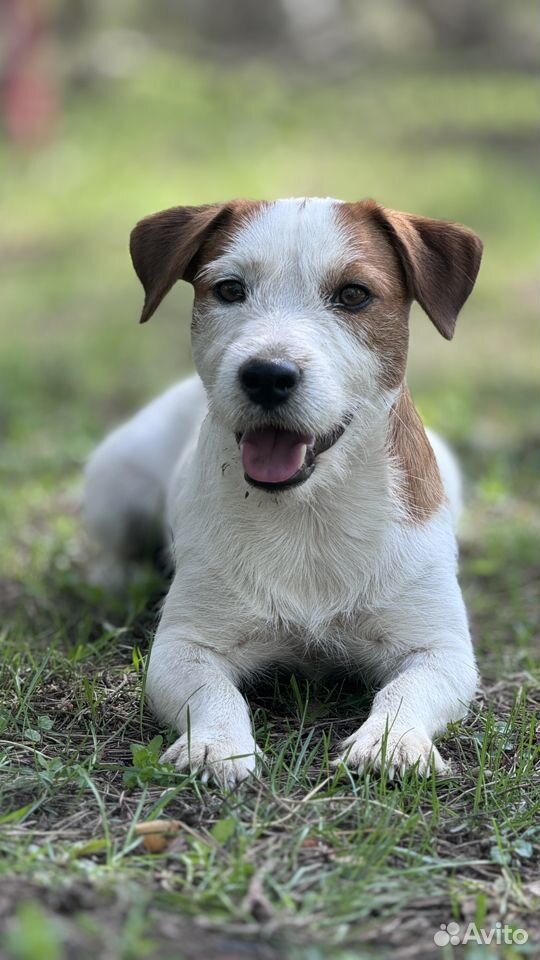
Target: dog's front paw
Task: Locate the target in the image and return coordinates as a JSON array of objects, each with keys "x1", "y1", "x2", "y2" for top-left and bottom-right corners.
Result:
[
  {"x1": 334, "y1": 718, "x2": 449, "y2": 778},
  {"x1": 160, "y1": 729, "x2": 260, "y2": 789}
]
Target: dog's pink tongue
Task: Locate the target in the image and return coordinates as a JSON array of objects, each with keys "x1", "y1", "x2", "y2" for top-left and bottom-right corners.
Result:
[{"x1": 241, "y1": 429, "x2": 312, "y2": 484}]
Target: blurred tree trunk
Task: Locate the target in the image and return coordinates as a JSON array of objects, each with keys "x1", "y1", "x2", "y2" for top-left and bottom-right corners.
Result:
[
  {"x1": 174, "y1": 0, "x2": 351, "y2": 60},
  {"x1": 179, "y1": 0, "x2": 288, "y2": 52},
  {"x1": 1, "y1": 0, "x2": 58, "y2": 146},
  {"x1": 409, "y1": 0, "x2": 506, "y2": 49}
]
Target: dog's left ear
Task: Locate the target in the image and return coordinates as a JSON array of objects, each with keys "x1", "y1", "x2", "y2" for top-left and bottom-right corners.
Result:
[
  {"x1": 371, "y1": 204, "x2": 483, "y2": 339},
  {"x1": 130, "y1": 203, "x2": 229, "y2": 323}
]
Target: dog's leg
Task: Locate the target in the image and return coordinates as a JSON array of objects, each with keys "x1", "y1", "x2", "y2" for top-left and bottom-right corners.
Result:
[
  {"x1": 336, "y1": 574, "x2": 477, "y2": 777},
  {"x1": 84, "y1": 376, "x2": 206, "y2": 587},
  {"x1": 146, "y1": 623, "x2": 259, "y2": 789}
]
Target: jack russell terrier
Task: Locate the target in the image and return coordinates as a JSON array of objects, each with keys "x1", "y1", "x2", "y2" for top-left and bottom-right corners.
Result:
[{"x1": 84, "y1": 197, "x2": 483, "y2": 787}]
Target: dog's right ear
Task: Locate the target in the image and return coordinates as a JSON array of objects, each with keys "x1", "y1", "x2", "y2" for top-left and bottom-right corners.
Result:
[
  {"x1": 365, "y1": 202, "x2": 483, "y2": 340},
  {"x1": 130, "y1": 203, "x2": 229, "y2": 323}
]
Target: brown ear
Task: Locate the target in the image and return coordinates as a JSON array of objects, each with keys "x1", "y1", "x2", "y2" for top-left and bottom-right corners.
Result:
[
  {"x1": 370, "y1": 204, "x2": 483, "y2": 339},
  {"x1": 130, "y1": 203, "x2": 229, "y2": 323}
]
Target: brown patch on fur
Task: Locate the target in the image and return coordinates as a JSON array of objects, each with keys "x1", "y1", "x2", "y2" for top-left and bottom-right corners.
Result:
[
  {"x1": 335, "y1": 202, "x2": 411, "y2": 389},
  {"x1": 189, "y1": 200, "x2": 267, "y2": 332},
  {"x1": 388, "y1": 384, "x2": 444, "y2": 523},
  {"x1": 336, "y1": 199, "x2": 482, "y2": 386},
  {"x1": 191, "y1": 200, "x2": 266, "y2": 296},
  {"x1": 367, "y1": 202, "x2": 483, "y2": 340},
  {"x1": 130, "y1": 200, "x2": 266, "y2": 324}
]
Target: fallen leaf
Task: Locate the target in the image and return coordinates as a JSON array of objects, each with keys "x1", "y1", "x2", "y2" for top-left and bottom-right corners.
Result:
[{"x1": 134, "y1": 819, "x2": 182, "y2": 854}]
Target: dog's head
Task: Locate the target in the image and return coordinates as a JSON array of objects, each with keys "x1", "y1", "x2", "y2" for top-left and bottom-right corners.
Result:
[{"x1": 130, "y1": 198, "x2": 482, "y2": 492}]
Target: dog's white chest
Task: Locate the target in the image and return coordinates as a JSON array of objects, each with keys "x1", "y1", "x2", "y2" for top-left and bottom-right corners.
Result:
[{"x1": 194, "y1": 487, "x2": 393, "y2": 629}]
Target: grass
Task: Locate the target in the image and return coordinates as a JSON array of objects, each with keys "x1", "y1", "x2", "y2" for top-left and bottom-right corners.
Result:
[{"x1": 0, "y1": 48, "x2": 539, "y2": 959}]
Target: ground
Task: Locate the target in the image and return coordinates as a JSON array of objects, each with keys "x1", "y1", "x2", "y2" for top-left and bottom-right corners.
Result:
[{"x1": 0, "y1": 55, "x2": 539, "y2": 960}]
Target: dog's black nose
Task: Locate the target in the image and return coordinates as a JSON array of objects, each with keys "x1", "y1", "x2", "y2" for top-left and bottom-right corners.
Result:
[{"x1": 239, "y1": 358, "x2": 301, "y2": 409}]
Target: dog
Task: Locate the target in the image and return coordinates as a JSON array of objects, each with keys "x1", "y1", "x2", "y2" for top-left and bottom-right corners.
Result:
[{"x1": 84, "y1": 197, "x2": 483, "y2": 787}]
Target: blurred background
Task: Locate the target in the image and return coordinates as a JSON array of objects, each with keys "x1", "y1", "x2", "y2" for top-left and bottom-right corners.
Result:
[{"x1": 0, "y1": 0, "x2": 538, "y2": 611}]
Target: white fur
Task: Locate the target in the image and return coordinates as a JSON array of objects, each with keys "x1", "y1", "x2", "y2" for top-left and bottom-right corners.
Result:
[
  {"x1": 84, "y1": 377, "x2": 206, "y2": 588},
  {"x1": 84, "y1": 198, "x2": 477, "y2": 786}
]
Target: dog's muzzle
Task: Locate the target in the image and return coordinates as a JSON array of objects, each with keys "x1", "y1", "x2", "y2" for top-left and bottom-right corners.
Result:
[
  {"x1": 236, "y1": 420, "x2": 349, "y2": 491},
  {"x1": 238, "y1": 358, "x2": 301, "y2": 411}
]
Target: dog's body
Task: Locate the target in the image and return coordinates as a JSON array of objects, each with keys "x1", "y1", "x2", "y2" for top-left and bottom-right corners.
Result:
[{"x1": 84, "y1": 197, "x2": 483, "y2": 785}]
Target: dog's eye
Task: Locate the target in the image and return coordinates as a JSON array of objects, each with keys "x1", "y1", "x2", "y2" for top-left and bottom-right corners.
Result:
[
  {"x1": 214, "y1": 279, "x2": 246, "y2": 304},
  {"x1": 335, "y1": 284, "x2": 371, "y2": 309}
]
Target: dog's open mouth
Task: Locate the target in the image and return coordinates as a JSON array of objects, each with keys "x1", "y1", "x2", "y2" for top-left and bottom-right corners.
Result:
[{"x1": 236, "y1": 423, "x2": 347, "y2": 491}]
